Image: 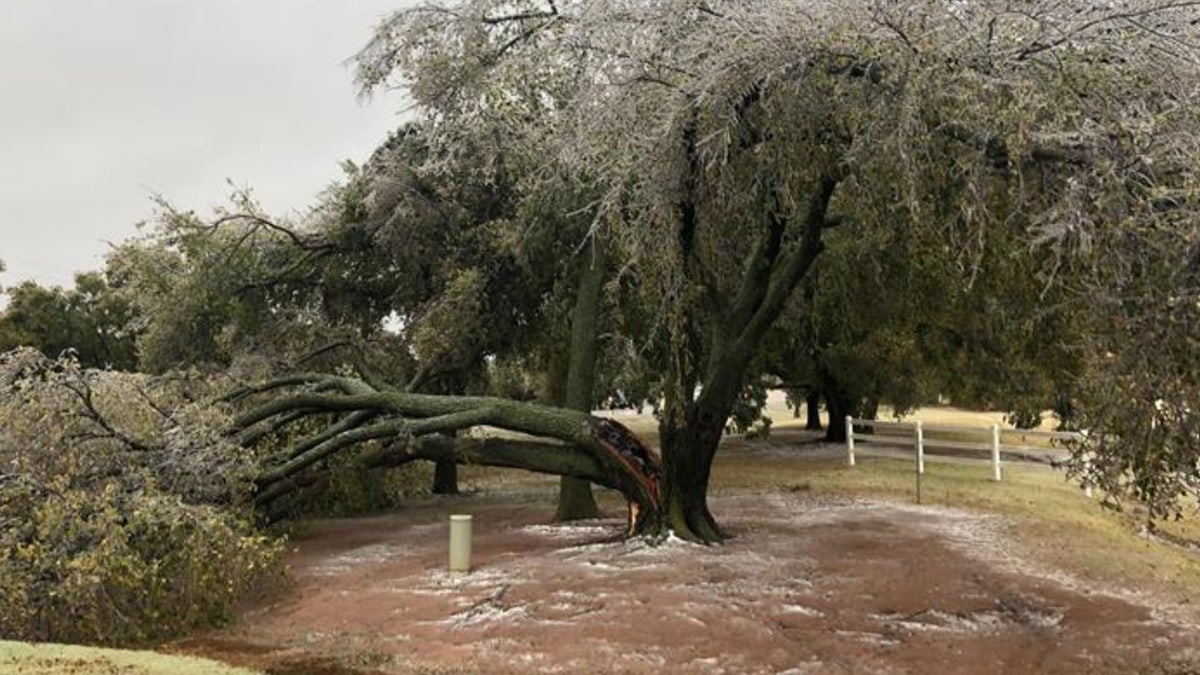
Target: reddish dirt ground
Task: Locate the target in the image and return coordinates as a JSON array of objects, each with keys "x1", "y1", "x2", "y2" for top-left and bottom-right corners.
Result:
[{"x1": 174, "y1": 489, "x2": 1200, "y2": 675}]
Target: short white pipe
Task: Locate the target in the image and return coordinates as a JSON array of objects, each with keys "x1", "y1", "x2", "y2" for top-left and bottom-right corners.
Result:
[
  {"x1": 846, "y1": 416, "x2": 856, "y2": 466},
  {"x1": 449, "y1": 514, "x2": 473, "y2": 573},
  {"x1": 915, "y1": 420, "x2": 925, "y2": 474},
  {"x1": 991, "y1": 425, "x2": 1002, "y2": 482}
]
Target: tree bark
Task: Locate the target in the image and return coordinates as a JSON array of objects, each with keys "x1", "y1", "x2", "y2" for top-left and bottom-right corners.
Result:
[
  {"x1": 233, "y1": 374, "x2": 661, "y2": 531},
  {"x1": 821, "y1": 371, "x2": 858, "y2": 443},
  {"x1": 555, "y1": 236, "x2": 606, "y2": 521},
  {"x1": 659, "y1": 394, "x2": 732, "y2": 543},
  {"x1": 805, "y1": 389, "x2": 823, "y2": 430},
  {"x1": 431, "y1": 458, "x2": 459, "y2": 494},
  {"x1": 824, "y1": 393, "x2": 849, "y2": 443}
]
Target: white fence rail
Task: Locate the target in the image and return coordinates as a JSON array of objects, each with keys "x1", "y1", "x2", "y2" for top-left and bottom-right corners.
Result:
[{"x1": 844, "y1": 416, "x2": 1084, "y2": 483}]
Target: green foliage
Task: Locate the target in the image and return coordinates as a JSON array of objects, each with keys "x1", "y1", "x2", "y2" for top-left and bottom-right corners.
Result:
[
  {"x1": 0, "y1": 273, "x2": 137, "y2": 370},
  {"x1": 356, "y1": 0, "x2": 1200, "y2": 432},
  {"x1": 106, "y1": 197, "x2": 296, "y2": 373},
  {"x1": 725, "y1": 382, "x2": 772, "y2": 439},
  {"x1": 0, "y1": 348, "x2": 284, "y2": 645},
  {"x1": 271, "y1": 445, "x2": 432, "y2": 519},
  {"x1": 0, "y1": 484, "x2": 282, "y2": 645}
]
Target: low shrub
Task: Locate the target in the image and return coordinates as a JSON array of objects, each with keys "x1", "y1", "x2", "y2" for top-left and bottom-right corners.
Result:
[
  {"x1": 0, "y1": 348, "x2": 284, "y2": 645},
  {"x1": 0, "y1": 482, "x2": 282, "y2": 645}
]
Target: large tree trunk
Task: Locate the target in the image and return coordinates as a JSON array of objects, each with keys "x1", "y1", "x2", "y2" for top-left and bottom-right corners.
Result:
[
  {"x1": 657, "y1": 349, "x2": 748, "y2": 543},
  {"x1": 555, "y1": 237, "x2": 606, "y2": 521},
  {"x1": 431, "y1": 458, "x2": 459, "y2": 494},
  {"x1": 805, "y1": 389, "x2": 823, "y2": 430},
  {"x1": 659, "y1": 410, "x2": 726, "y2": 543},
  {"x1": 822, "y1": 379, "x2": 852, "y2": 444},
  {"x1": 652, "y1": 170, "x2": 837, "y2": 543}
]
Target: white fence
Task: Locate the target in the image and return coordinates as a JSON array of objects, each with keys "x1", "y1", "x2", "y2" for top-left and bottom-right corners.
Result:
[{"x1": 844, "y1": 416, "x2": 1084, "y2": 483}]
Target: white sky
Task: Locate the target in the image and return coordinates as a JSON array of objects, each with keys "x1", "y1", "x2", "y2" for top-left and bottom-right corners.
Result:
[{"x1": 0, "y1": 1, "x2": 411, "y2": 291}]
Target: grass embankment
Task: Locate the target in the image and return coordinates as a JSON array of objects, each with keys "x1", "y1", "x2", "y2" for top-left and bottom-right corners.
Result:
[{"x1": 0, "y1": 640, "x2": 262, "y2": 675}]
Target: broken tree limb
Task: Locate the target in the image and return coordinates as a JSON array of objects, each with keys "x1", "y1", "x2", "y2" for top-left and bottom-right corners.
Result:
[{"x1": 232, "y1": 373, "x2": 663, "y2": 534}]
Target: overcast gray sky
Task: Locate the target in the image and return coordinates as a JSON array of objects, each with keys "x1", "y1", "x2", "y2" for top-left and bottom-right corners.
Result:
[{"x1": 0, "y1": 0, "x2": 411, "y2": 291}]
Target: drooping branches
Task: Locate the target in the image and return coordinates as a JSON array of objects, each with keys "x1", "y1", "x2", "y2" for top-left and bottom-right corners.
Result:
[
  {"x1": 229, "y1": 373, "x2": 663, "y2": 531},
  {"x1": 332, "y1": 0, "x2": 1200, "y2": 535}
]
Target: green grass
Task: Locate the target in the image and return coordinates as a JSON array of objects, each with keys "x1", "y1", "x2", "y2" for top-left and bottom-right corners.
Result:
[
  {"x1": 711, "y1": 440, "x2": 1200, "y2": 610},
  {"x1": 0, "y1": 640, "x2": 263, "y2": 675}
]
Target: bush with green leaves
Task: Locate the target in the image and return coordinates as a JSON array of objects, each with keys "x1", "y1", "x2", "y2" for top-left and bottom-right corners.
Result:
[{"x1": 0, "y1": 348, "x2": 284, "y2": 645}]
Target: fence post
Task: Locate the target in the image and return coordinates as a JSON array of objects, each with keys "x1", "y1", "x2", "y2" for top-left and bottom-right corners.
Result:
[
  {"x1": 991, "y1": 425, "x2": 1002, "y2": 482},
  {"x1": 1083, "y1": 451, "x2": 1094, "y2": 498},
  {"x1": 915, "y1": 420, "x2": 925, "y2": 474},
  {"x1": 846, "y1": 416, "x2": 856, "y2": 467}
]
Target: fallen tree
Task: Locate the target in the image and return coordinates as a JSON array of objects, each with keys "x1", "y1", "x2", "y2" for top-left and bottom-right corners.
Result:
[{"x1": 228, "y1": 373, "x2": 663, "y2": 532}]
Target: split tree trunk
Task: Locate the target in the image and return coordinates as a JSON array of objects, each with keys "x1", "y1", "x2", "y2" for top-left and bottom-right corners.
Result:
[{"x1": 657, "y1": 347, "x2": 749, "y2": 543}]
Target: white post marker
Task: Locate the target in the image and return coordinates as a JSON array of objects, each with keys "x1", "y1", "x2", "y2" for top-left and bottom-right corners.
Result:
[
  {"x1": 915, "y1": 420, "x2": 925, "y2": 474},
  {"x1": 449, "y1": 514, "x2": 473, "y2": 573},
  {"x1": 991, "y1": 425, "x2": 1002, "y2": 482},
  {"x1": 1083, "y1": 451, "x2": 1094, "y2": 498},
  {"x1": 846, "y1": 416, "x2": 856, "y2": 467}
]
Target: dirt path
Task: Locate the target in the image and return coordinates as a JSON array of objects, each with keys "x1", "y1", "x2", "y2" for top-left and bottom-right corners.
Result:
[{"x1": 175, "y1": 491, "x2": 1199, "y2": 675}]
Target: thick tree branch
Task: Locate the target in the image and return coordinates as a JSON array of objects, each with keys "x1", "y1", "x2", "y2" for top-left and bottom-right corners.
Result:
[
  {"x1": 360, "y1": 436, "x2": 613, "y2": 485},
  {"x1": 733, "y1": 176, "x2": 839, "y2": 354},
  {"x1": 234, "y1": 374, "x2": 663, "y2": 531},
  {"x1": 678, "y1": 110, "x2": 724, "y2": 314},
  {"x1": 725, "y1": 186, "x2": 789, "y2": 336},
  {"x1": 937, "y1": 122, "x2": 1093, "y2": 168},
  {"x1": 284, "y1": 410, "x2": 379, "y2": 459},
  {"x1": 482, "y1": 4, "x2": 558, "y2": 25},
  {"x1": 257, "y1": 418, "x2": 410, "y2": 486},
  {"x1": 218, "y1": 373, "x2": 334, "y2": 404},
  {"x1": 237, "y1": 408, "x2": 319, "y2": 448}
]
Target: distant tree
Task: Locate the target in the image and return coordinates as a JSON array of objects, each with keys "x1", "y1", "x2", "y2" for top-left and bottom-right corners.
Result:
[{"x1": 0, "y1": 273, "x2": 136, "y2": 370}]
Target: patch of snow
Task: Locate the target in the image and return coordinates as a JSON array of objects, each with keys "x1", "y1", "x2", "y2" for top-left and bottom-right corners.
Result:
[
  {"x1": 775, "y1": 660, "x2": 827, "y2": 675},
  {"x1": 779, "y1": 604, "x2": 825, "y2": 618},
  {"x1": 872, "y1": 606, "x2": 1063, "y2": 634},
  {"x1": 306, "y1": 542, "x2": 412, "y2": 576},
  {"x1": 795, "y1": 497, "x2": 1198, "y2": 631},
  {"x1": 834, "y1": 629, "x2": 901, "y2": 647},
  {"x1": 520, "y1": 522, "x2": 620, "y2": 539}
]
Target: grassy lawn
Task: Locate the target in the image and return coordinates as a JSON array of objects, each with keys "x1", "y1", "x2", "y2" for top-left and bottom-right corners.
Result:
[
  {"x1": 0, "y1": 640, "x2": 262, "y2": 675},
  {"x1": 711, "y1": 434, "x2": 1200, "y2": 611}
]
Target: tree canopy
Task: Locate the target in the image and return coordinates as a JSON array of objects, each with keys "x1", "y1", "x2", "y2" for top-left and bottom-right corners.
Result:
[{"x1": 351, "y1": 0, "x2": 1200, "y2": 530}]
